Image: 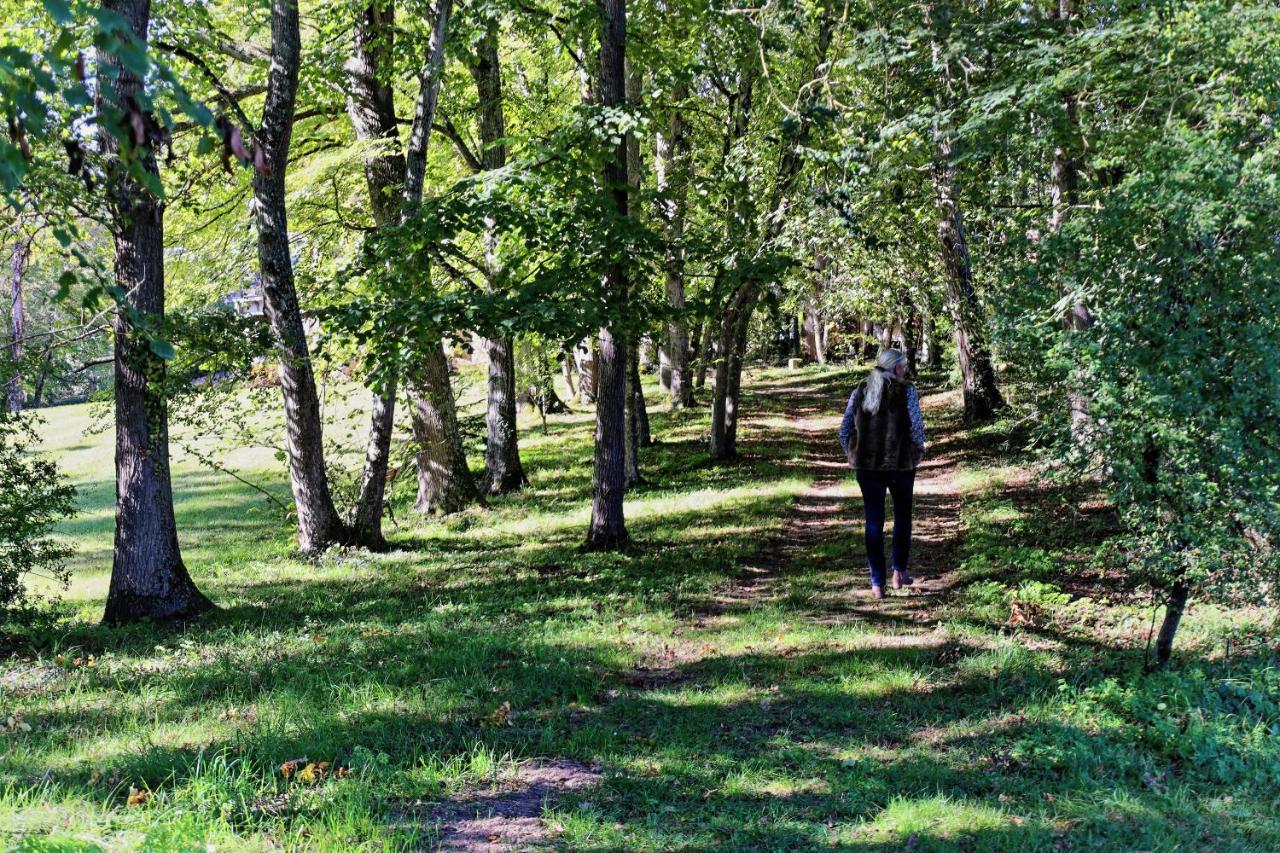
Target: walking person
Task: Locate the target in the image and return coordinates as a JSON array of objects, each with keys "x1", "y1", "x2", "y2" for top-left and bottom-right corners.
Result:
[{"x1": 839, "y1": 350, "x2": 926, "y2": 599}]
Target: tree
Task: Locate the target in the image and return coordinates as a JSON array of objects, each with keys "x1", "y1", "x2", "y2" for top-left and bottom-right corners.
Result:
[
  {"x1": 709, "y1": 2, "x2": 834, "y2": 460},
  {"x1": 99, "y1": 0, "x2": 213, "y2": 623},
  {"x1": 467, "y1": 17, "x2": 527, "y2": 496},
  {"x1": 251, "y1": 0, "x2": 350, "y2": 553},
  {"x1": 6, "y1": 220, "x2": 29, "y2": 412},
  {"x1": 343, "y1": 0, "x2": 464, "y2": 541},
  {"x1": 928, "y1": 1, "x2": 1003, "y2": 422},
  {"x1": 655, "y1": 79, "x2": 693, "y2": 408},
  {"x1": 585, "y1": 0, "x2": 630, "y2": 550}
]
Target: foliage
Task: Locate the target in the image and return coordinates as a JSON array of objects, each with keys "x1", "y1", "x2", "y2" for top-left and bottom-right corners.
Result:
[
  {"x1": 0, "y1": 410, "x2": 75, "y2": 619},
  {"x1": 4, "y1": 367, "x2": 1277, "y2": 848},
  {"x1": 980, "y1": 1, "x2": 1280, "y2": 610}
]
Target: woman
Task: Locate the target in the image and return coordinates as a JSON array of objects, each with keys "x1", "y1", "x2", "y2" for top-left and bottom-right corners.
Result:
[{"x1": 839, "y1": 350, "x2": 926, "y2": 599}]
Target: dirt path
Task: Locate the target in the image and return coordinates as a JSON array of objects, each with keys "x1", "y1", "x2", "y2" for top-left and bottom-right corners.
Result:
[{"x1": 711, "y1": 374, "x2": 969, "y2": 624}]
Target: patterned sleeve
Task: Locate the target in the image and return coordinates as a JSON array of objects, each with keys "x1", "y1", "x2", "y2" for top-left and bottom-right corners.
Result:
[
  {"x1": 907, "y1": 385, "x2": 926, "y2": 450},
  {"x1": 839, "y1": 388, "x2": 860, "y2": 454}
]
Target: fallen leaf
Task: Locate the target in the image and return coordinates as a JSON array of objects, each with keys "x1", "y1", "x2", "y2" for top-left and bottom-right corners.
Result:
[{"x1": 489, "y1": 701, "x2": 514, "y2": 726}]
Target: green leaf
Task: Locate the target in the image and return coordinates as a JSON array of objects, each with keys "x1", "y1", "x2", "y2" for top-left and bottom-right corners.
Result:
[
  {"x1": 42, "y1": 0, "x2": 73, "y2": 24},
  {"x1": 55, "y1": 270, "x2": 76, "y2": 301},
  {"x1": 149, "y1": 338, "x2": 176, "y2": 360}
]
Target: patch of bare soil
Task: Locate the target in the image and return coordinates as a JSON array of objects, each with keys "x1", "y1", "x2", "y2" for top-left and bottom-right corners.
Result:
[{"x1": 413, "y1": 759, "x2": 601, "y2": 851}]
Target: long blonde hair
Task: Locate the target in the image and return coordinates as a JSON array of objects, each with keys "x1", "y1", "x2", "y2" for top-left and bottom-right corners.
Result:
[{"x1": 862, "y1": 349, "x2": 908, "y2": 414}]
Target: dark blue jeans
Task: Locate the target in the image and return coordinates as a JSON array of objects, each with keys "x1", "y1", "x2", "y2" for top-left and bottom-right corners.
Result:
[{"x1": 854, "y1": 469, "x2": 915, "y2": 588}]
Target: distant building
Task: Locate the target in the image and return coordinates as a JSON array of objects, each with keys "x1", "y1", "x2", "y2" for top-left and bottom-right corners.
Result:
[
  {"x1": 219, "y1": 278, "x2": 319, "y2": 338},
  {"x1": 220, "y1": 279, "x2": 267, "y2": 319}
]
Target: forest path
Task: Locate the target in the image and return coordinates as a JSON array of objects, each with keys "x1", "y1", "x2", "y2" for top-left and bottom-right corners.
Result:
[{"x1": 706, "y1": 368, "x2": 968, "y2": 626}]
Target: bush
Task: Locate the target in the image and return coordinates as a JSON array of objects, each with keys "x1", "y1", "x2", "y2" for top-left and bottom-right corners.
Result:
[{"x1": 0, "y1": 411, "x2": 76, "y2": 619}]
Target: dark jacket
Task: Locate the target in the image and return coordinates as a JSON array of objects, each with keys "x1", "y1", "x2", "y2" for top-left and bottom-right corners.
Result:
[{"x1": 840, "y1": 378, "x2": 920, "y2": 471}]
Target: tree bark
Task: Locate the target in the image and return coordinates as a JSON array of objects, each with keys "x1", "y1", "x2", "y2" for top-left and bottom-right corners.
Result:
[
  {"x1": 254, "y1": 0, "x2": 349, "y2": 553},
  {"x1": 585, "y1": 0, "x2": 630, "y2": 550},
  {"x1": 7, "y1": 223, "x2": 28, "y2": 413},
  {"x1": 344, "y1": 0, "x2": 408, "y2": 549},
  {"x1": 561, "y1": 350, "x2": 577, "y2": 397},
  {"x1": 31, "y1": 346, "x2": 51, "y2": 408},
  {"x1": 100, "y1": 0, "x2": 212, "y2": 624},
  {"x1": 624, "y1": 337, "x2": 644, "y2": 487},
  {"x1": 1048, "y1": 0, "x2": 1094, "y2": 445},
  {"x1": 469, "y1": 24, "x2": 527, "y2": 496},
  {"x1": 575, "y1": 338, "x2": 597, "y2": 405},
  {"x1": 401, "y1": 0, "x2": 474, "y2": 515},
  {"x1": 709, "y1": 283, "x2": 756, "y2": 460},
  {"x1": 903, "y1": 303, "x2": 920, "y2": 378},
  {"x1": 803, "y1": 301, "x2": 827, "y2": 365},
  {"x1": 921, "y1": 310, "x2": 941, "y2": 367},
  {"x1": 930, "y1": 9, "x2": 1004, "y2": 422},
  {"x1": 1154, "y1": 579, "x2": 1189, "y2": 669},
  {"x1": 707, "y1": 69, "x2": 758, "y2": 461},
  {"x1": 694, "y1": 320, "x2": 712, "y2": 389},
  {"x1": 933, "y1": 158, "x2": 1003, "y2": 421},
  {"x1": 655, "y1": 80, "x2": 692, "y2": 409},
  {"x1": 345, "y1": 0, "x2": 467, "y2": 534},
  {"x1": 709, "y1": 6, "x2": 833, "y2": 459},
  {"x1": 411, "y1": 342, "x2": 477, "y2": 514}
]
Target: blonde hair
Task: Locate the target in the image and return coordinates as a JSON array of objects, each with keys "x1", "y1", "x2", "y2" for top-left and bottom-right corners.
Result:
[{"x1": 862, "y1": 349, "x2": 908, "y2": 414}]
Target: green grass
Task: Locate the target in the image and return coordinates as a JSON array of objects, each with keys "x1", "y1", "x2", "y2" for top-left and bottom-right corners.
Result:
[{"x1": 3, "y1": 364, "x2": 1278, "y2": 850}]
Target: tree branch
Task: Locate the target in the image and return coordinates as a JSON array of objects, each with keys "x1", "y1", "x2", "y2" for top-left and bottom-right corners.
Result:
[
  {"x1": 433, "y1": 112, "x2": 483, "y2": 172},
  {"x1": 155, "y1": 40, "x2": 257, "y2": 130}
]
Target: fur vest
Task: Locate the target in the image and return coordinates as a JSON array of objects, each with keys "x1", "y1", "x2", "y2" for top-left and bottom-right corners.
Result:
[{"x1": 847, "y1": 378, "x2": 919, "y2": 471}]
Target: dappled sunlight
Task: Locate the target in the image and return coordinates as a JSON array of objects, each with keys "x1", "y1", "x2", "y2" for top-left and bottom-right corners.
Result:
[{"x1": 9, "y1": 365, "x2": 1277, "y2": 849}]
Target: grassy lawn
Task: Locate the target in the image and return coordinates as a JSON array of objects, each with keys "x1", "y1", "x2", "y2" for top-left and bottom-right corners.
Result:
[{"x1": 3, "y1": 365, "x2": 1277, "y2": 850}]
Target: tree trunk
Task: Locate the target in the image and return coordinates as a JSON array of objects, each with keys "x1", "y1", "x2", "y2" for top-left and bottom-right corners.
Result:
[
  {"x1": 629, "y1": 335, "x2": 650, "y2": 446},
  {"x1": 921, "y1": 310, "x2": 941, "y2": 367},
  {"x1": 100, "y1": 0, "x2": 212, "y2": 624},
  {"x1": 469, "y1": 24, "x2": 527, "y2": 495},
  {"x1": 402, "y1": 0, "x2": 474, "y2": 515},
  {"x1": 903, "y1": 303, "x2": 920, "y2": 378},
  {"x1": 859, "y1": 319, "x2": 876, "y2": 359},
  {"x1": 345, "y1": 0, "x2": 462, "y2": 535},
  {"x1": 624, "y1": 337, "x2": 644, "y2": 487},
  {"x1": 7, "y1": 224, "x2": 28, "y2": 413},
  {"x1": 344, "y1": 0, "x2": 407, "y2": 548},
  {"x1": 30, "y1": 345, "x2": 51, "y2": 408},
  {"x1": 1048, "y1": 0, "x2": 1094, "y2": 446},
  {"x1": 638, "y1": 336, "x2": 657, "y2": 373},
  {"x1": 575, "y1": 338, "x2": 597, "y2": 404},
  {"x1": 656, "y1": 80, "x2": 692, "y2": 409},
  {"x1": 561, "y1": 351, "x2": 577, "y2": 397},
  {"x1": 585, "y1": 0, "x2": 630, "y2": 550},
  {"x1": 694, "y1": 320, "x2": 712, "y2": 389},
  {"x1": 707, "y1": 70, "x2": 757, "y2": 461},
  {"x1": 657, "y1": 344, "x2": 671, "y2": 392},
  {"x1": 930, "y1": 12, "x2": 1004, "y2": 422},
  {"x1": 933, "y1": 165, "x2": 1004, "y2": 421},
  {"x1": 1154, "y1": 579, "x2": 1189, "y2": 669},
  {"x1": 412, "y1": 342, "x2": 478, "y2": 513},
  {"x1": 709, "y1": 283, "x2": 757, "y2": 460},
  {"x1": 254, "y1": 0, "x2": 348, "y2": 553},
  {"x1": 481, "y1": 334, "x2": 526, "y2": 493},
  {"x1": 708, "y1": 9, "x2": 832, "y2": 459},
  {"x1": 803, "y1": 301, "x2": 827, "y2": 365}
]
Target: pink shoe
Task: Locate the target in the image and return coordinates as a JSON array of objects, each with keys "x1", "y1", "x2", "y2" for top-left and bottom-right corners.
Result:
[
  {"x1": 892, "y1": 569, "x2": 914, "y2": 589},
  {"x1": 871, "y1": 584, "x2": 885, "y2": 600}
]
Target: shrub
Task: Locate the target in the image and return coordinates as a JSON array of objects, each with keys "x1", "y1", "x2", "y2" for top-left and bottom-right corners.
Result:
[{"x1": 0, "y1": 411, "x2": 76, "y2": 620}]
